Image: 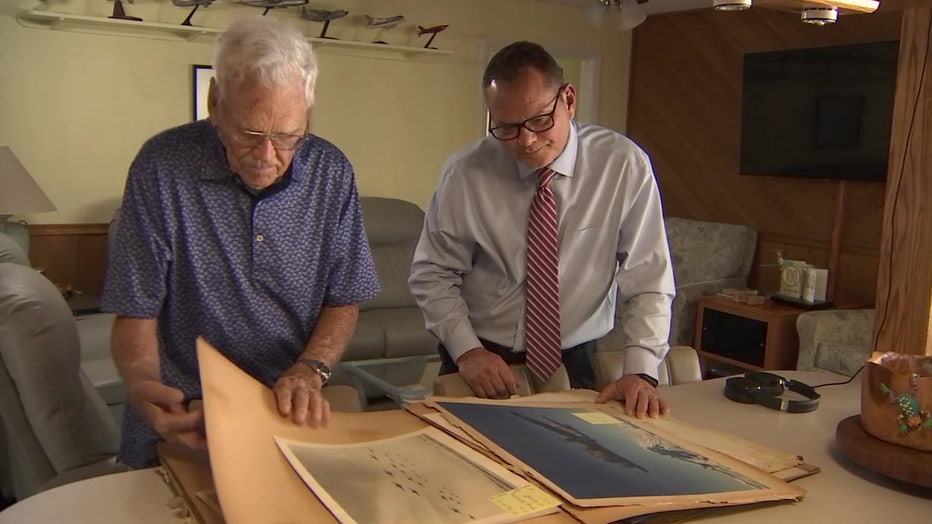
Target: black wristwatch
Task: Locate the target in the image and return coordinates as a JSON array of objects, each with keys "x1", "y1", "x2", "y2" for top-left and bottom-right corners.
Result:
[
  {"x1": 635, "y1": 373, "x2": 659, "y2": 388},
  {"x1": 297, "y1": 358, "x2": 332, "y2": 385}
]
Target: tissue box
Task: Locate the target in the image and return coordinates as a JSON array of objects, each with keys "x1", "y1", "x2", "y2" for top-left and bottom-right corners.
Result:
[{"x1": 802, "y1": 268, "x2": 828, "y2": 303}]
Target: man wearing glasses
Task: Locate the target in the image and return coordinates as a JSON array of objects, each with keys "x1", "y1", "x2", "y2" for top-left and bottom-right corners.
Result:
[
  {"x1": 410, "y1": 41, "x2": 675, "y2": 418},
  {"x1": 101, "y1": 16, "x2": 379, "y2": 468}
]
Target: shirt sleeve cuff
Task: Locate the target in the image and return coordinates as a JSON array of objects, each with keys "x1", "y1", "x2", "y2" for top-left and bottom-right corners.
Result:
[
  {"x1": 443, "y1": 330, "x2": 484, "y2": 364},
  {"x1": 623, "y1": 344, "x2": 665, "y2": 379}
]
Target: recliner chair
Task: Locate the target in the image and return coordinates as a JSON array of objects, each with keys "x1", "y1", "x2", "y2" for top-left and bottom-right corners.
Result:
[{"x1": 0, "y1": 262, "x2": 126, "y2": 501}]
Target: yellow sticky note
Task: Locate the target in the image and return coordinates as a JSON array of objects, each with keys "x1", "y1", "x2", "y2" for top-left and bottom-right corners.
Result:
[
  {"x1": 573, "y1": 411, "x2": 621, "y2": 424},
  {"x1": 490, "y1": 485, "x2": 561, "y2": 516}
]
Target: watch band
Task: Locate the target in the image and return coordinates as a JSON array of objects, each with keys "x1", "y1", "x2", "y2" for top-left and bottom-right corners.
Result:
[
  {"x1": 296, "y1": 358, "x2": 332, "y2": 385},
  {"x1": 635, "y1": 373, "x2": 659, "y2": 388}
]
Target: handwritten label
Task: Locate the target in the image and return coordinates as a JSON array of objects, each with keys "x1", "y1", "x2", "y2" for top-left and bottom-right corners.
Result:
[
  {"x1": 490, "y1": 485, "x2": 561, "y2": 516},
  {"x1": 573, "y1": 412, "x2": 621, "y2": 424}
]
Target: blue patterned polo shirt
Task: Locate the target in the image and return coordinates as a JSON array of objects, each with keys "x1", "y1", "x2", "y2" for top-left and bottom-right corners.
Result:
[{"x1": 101, "y1": 120, "x2": 379, "y2": 468}]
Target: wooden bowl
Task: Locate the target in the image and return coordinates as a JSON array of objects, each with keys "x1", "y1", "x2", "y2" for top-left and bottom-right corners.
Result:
[{"x1": 861, "y1": 352, "x2": 932, "y2": 452}]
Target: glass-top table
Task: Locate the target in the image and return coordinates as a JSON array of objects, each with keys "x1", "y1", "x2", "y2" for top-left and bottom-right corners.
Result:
[{"x1": 339, "y1": 354, "x2": 441, "y2": 410}]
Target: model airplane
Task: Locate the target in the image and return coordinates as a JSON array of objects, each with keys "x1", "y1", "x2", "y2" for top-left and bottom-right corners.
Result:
[
  {"x1": 236, "y1": 0, "x2": 308, "y2": 16},
  {"x1": 299, "y1": 8, "x2": 348, "y2": 39},
  {"x1": 108, "y1": 0, "x2": 142, "y2": 22},
  {"x1": 416, "y1": 24, "x2": 449, "y2": 49},
  {"x1": 364, "y1": 14, "x2": 404, "y2": 45},
  {"x1": 171, "y1": 0, "x2": 214, "y2": 27},
  {"x1": 365, "y1": 15, "x2": 405, "y2": 28}
]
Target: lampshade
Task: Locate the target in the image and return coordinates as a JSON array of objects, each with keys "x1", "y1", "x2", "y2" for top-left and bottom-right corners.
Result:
[
  {"x1": 0, "y1": 146, "x2": 55, "y2": 253},
  {"x1": 0, "y1": 147, "x2": 55, "y2": 215}
]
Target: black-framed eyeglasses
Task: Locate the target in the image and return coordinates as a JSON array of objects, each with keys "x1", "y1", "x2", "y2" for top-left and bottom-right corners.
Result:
[
  {"x1": 228, "y1": 129, "x2": 308, "y2": 151},
  {"x1": 488, "y1": 83, "x2": 567, "y2": 141}
]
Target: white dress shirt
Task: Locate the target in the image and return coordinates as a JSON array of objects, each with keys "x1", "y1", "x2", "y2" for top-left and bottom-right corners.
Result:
[{"x1": 409, "y1": 121, "x2": 675, "y2": 377}]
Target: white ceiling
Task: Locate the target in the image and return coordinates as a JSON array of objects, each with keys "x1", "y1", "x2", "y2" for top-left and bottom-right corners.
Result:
[{"x1": 543, "y1": 0, "x2": 713, "y2": 16}]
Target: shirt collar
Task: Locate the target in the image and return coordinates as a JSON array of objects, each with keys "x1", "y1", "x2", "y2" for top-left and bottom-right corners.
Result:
[{"x1": 517, "y1": 120, "x2": 579, "y2": 180}]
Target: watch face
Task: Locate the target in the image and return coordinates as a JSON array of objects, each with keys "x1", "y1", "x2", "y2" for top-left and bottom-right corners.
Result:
[{"x1": 299, "y1": 359, "x2": 331, "y2": 383}]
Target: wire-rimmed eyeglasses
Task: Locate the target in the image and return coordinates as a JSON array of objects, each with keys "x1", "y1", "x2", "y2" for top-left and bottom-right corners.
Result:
[
  {"x1": 228, "y1": 129, "x2": 308, "y2": 151},
  {"x1": 488, "y1": 83, "x2": 567, "y2": 141}
]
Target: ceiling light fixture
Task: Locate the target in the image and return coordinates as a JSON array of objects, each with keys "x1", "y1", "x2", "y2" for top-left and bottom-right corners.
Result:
[
  {"x1": 713, "y1": 0, "x2": 752, "y2": 11},
  {"x1": 801, "y1": 7, "x2": 839, "y2": 25},
  {"x1": 589, "y1": 1, "x2": 648, "y2": 31}
]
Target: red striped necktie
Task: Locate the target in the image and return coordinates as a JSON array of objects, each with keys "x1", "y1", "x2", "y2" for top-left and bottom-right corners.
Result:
[{"x1": 525, "y1": 167, "x2": 562, "y2": 381}]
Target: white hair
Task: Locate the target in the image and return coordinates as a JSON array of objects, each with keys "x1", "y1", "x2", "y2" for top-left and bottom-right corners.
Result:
[{"x1": 212, "y1": 16, "x2": 318, "y2": 107}]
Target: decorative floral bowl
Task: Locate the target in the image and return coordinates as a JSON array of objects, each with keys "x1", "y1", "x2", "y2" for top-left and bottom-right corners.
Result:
[{"x1": 861, "y1": 352, "x2": 932, "y2": 452}]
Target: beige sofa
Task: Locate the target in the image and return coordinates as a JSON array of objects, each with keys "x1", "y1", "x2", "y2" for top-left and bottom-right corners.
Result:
[{"x1": 343, "y1": 197, "x2": 436, "y2": 361}]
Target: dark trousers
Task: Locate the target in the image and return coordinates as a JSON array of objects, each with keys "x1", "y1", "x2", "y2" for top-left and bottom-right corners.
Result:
[{"x1": 438, "y1": 338, "x2": 597, "y2": 390}]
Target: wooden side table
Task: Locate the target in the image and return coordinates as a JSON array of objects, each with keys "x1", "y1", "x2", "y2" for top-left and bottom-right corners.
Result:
[{"x1": 694, "y1": 295, "x2": 805, "y2": 375}]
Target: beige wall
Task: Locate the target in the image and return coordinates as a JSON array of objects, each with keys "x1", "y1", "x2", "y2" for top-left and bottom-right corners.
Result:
[{"x1": 0, "y1": 0, "x2": 632, "y2": 224}]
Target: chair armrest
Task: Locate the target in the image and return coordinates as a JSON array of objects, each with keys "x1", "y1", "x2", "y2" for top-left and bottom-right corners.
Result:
[
  {"x1": 593, "y1": 346, "x2": 702, "y2": 388},
  {"x1": 796, "y1": 309, "x2": 874, "y2": 375}
]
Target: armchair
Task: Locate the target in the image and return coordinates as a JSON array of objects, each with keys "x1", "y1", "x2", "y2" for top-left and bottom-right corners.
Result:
[
  {"x1": 0, "y1": 233, "x2": 28, "y2": 266},
  {"x1": 796, "y1": 309, "x2": 874, "y2": 376},
  {"x1": 0, "y1": 263, "x2": 126, "y2": 501}
]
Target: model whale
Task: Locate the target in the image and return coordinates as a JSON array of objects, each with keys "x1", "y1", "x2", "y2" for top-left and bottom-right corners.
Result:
[
  {"x1": 299, "y1": 7, "x2": 349, "y2": 39},
  {"x1": 299, "y1": 8, "x2": 349, "y2": 22},
  {"x1": 171, "y1": 0, "x2": 213, "y2": 26},
  {"x1": 236, "y1": 0, "x2": 308, "y2": 16}
]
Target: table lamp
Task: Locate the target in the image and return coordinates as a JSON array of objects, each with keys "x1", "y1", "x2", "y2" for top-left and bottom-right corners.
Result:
[{"x1": 0, "y1": 146, "x2": 56, "y2": 254}]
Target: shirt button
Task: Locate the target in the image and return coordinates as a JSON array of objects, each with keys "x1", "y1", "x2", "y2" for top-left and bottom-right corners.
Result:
[{"x1": 256, "y1": 234, "x2": 264, "y2": 242}]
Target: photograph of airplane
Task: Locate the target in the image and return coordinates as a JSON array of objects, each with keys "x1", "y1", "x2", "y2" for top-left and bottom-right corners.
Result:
[
  {"x1": 364, "y1": 14, "x2": 405, "y2": 45},
  {"x1": 108, "y1": 0, "x2": 142, "y2": 22},
  {"x1": 235, "y1": 0, "x2": 308, "y2": 16},
  {"x1": 416, "y1": 24, "x2": 449, "y2": 49},
  {"x1": 171, "y1": 0, "x2": 214, "y2": 27},
  {"x1": 299, "y1": 8, "x2": 349, "y2": 39}
]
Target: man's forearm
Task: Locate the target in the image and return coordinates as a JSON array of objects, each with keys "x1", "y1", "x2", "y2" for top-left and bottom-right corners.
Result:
[
  {"x1": 301, "y1": 304, "x2": 359, "y2": 367},
  {"x1": 111, "y1": 316, "x2": 162, "y2": 386}
]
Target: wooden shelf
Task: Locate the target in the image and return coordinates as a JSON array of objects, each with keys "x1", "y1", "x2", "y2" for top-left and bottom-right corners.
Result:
[{"x1": 15, "y1": 10, "x2": 452, "y2": 59}]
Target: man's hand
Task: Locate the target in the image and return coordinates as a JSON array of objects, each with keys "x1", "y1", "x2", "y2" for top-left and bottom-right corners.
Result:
[
  {"x1": 127, "y1": 379, "x2": 206, "y2": 450},
  {"x1": 456, "y1": 347, "x2": 519, "y2": 398},
  {"x1": 274, "y1": 363, "x2": 331, "y2": 427},
  {"x1": 595, "y1": 374, "x2": 669, "y2": 418}
]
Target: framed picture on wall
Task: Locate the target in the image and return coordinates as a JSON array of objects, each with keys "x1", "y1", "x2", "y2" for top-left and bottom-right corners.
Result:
[{"x1": 192, "y1": 64, "x2": 213, "y2": 121}]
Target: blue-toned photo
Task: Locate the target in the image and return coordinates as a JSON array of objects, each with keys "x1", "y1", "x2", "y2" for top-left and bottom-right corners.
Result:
[{"x1": 437, "y1": 402, "x2": 767, "y2": 501}]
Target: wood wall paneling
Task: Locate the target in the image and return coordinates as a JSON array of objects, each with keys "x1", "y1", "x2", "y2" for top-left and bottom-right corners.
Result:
[
  {"x1": 630, "y1": 8, "x2": 902, "y2": 308},
  {"x1": 28, "y1": 224, "x2": 109, "y2": 297}
]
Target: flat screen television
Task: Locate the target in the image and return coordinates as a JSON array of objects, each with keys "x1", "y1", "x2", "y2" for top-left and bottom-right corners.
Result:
[{"x1": 740, "y1": 40, "x2": 899, "y2": 182}]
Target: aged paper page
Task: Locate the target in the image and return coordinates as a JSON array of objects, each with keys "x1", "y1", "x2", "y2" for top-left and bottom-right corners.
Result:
[{"x1": 196, "y1": 338, "x2": 576, "y2": 524}]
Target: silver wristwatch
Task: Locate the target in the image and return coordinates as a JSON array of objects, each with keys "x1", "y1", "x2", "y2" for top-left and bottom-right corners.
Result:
[{"x1": 297, "y1": 358, "x2": 332, "y2": 385}]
